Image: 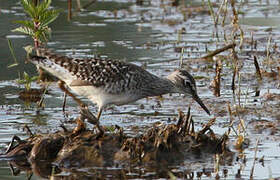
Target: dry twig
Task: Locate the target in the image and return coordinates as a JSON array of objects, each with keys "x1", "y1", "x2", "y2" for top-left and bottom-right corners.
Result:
[{"x1": 202, "y1": 43, "x2": 236, "y2": 59}]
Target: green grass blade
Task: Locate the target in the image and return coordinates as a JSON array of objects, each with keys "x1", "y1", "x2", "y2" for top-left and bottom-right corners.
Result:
[
  {"x1": 207, "y1": 0, "x2": 216, "y2": 25},
  {"x1": 7, "y1": 38, "x2": 19, "y2": 68}
]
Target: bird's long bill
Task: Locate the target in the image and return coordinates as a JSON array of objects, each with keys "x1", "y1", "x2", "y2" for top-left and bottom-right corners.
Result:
[{"x1": 192, "y1": 94, "x2": 210, "y2": 115}]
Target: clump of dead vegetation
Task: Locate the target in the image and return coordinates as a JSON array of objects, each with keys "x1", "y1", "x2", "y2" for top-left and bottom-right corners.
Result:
[{"x1": 0, "y1": 108, "x2": 231, "y2": 179}]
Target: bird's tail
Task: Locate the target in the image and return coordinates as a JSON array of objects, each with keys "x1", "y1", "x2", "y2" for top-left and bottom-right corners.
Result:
[
  {"x1": 27, "y1": 54, "x2": 46, "y2": 65},
  {"x1": 26, "y1": 48, "x2": 75, "y2": 83},
  {"x1": 25, "y1": 47, "x2": 45, "y2": 63}
]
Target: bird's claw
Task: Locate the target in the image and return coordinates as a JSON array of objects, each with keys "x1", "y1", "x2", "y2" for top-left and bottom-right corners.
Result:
[
  {"x1": 72, "y1": 116, "x2": 86, "y2": 135},
  {"x1": 79, "y1": 106, "x2": 104, "y2": 137},
  {"x1": 80, "y1": 106, "x2": 99, "y2": 125}
]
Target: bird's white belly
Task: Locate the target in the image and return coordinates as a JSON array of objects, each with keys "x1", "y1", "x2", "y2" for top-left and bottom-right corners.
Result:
[{"x1": 69, "y1": 85, "x2": 139, "y2": 108}]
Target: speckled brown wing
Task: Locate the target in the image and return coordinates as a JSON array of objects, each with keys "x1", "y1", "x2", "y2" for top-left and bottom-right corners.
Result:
[{"x1": 31, "y1": 48, "x2": 158, "y2": 95}]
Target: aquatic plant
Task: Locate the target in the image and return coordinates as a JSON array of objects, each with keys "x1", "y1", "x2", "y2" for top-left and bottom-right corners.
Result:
[
  {"x1": 7, "y1": 39, "x2": 19, "y2": 68},
  {"x1": 17, "y1": 71, "x2": 38, "y2": 91},
  {"x1": 12, "y1": 0, "x2": 59, "y2": 48},
  {"x1": 10, "y1": 0, "x2": 59, "y2": 92}
]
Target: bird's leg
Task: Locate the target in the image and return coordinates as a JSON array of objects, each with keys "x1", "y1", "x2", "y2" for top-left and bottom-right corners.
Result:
[
  {"x1": 95, "y1": 108, "x2": 104, "y2": 135},
  {"x1": 96, "y1": 108, "x2": 103, "y2": 121},
  {"x1": 58, "y1": 80, "x2": 87, "y2": 134},
  {"x1": 58, "y1": 80, "x2": 104, "y2": 135},
  {"x1": 80, "y1": 107, "x2": 104, "y2": 136},
  {"x1": 58, "y1": 80, "x2": 86, "y2": 108},
  {"x1": 72, "y1": 115, "x2": 86, "y2": 135},
  {"x1": 62, "y1": 92, "x2": 67, "y2": 112}
]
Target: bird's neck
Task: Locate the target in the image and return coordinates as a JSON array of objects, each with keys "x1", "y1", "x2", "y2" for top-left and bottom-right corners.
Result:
[{"x1": 144, "y1": 77, "x2": 177, "y2": 97}]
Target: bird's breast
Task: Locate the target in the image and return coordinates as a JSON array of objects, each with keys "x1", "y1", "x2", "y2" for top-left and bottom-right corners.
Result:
[{"x1": 69, "y1": 85, "x2": 140, "y2": 108}]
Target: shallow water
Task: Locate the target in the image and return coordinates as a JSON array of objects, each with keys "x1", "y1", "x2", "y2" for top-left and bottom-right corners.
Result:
[{"x1": 1, "y1": 0, "x2": 280, "y2": 179}]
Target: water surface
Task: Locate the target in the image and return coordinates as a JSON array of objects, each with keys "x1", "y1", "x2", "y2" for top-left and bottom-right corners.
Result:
[{"x1": 1, "y1": 0, "x2": 280, "y2": 179}]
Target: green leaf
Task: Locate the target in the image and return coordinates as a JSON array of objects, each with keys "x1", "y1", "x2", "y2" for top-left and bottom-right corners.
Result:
[
  {"x1": 13, "y1": 20, "x2": 34, "y2": 29},
  {"x1": 7, "y1": 63, "x2": 19, "y2": 68},
  {"x1": 40, "y1": 10, "x2": 60, "y2": 27},
  {"x1": 23, "y1": 71, "x2": 30, "y2": 81},
  {"x1": 23, "y1": 45, "x2": 34, "y2": 55},
  {"x1": 36, "y1": 26, "x2": 51, "y2": 42},
  {"x1": 17, "y1": 79, "x2": 26, "y2": 84},
  {"x1": 15, "y1": 0, "x2": 59, "y2": 46},
  {"x1": 38, "y1": 0, "x2": 52, "y2": 14},
  {"x1": 30, "y1": 76, "x2": 39, "y2": 81},
  {"x1": 12, "y1": 26, "x2": 34, "y2": 36},
  {"x1": 21, "y1": 0, "x2": 36, "y2": 18}
]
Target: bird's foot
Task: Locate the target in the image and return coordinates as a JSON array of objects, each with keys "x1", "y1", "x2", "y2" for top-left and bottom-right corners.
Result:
[
  {"x1": 80, "y1": 106, "x2": 98, "y2": 124},
  {"x1": 79, "y1": 106, "x2": 104, "y2": 137},
  {"x1": 72, "y1": 116, "x2": 86, "y2": 135}
]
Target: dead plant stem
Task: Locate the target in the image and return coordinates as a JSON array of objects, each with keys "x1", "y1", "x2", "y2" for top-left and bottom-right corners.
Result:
[
  {"x1": 253, "y1": 56, "x2": 262, "y2": 81},
  {"x1": 266, "y1": 35, "x2": 272, "y2": 69},
  {"x1": 179, "y1": 47, "x2": 184, "y2": 68},
  {"x1": 250, "y1": 138, "x2": 260, "y2": 180},
  {"x1": 68, "y1": 0, "x2": 72, "y2": 21},
  {"x1": 202, "y1": 43, "x2": 236, "y2": 59}
]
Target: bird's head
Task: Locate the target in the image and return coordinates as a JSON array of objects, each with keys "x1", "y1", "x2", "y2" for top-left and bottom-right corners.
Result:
[{"x1": 167, "y1": 69, "x2": 210, "y2": 115}]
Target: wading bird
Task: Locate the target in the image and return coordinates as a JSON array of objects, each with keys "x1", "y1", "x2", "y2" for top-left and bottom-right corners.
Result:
[{"x1": 29, "y1": 48, "x2": 210, "y2": 134}]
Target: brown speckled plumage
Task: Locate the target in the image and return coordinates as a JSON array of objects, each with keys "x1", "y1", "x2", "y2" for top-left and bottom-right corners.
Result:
[
  {"x1": 29, "y1": 48, "x2": 210, "y2": 117},
  {"x1": 32, "y1": 48, "x2": 165, "y2": 96}
]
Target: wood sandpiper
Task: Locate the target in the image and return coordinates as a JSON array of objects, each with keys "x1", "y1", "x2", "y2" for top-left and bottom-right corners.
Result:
[{"x1": 29, "y1": 48, "x2": 210, "y2": 134}]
